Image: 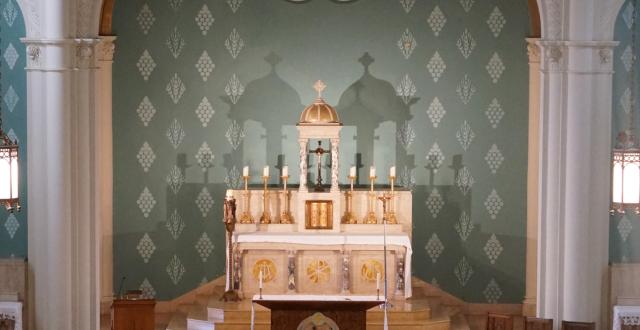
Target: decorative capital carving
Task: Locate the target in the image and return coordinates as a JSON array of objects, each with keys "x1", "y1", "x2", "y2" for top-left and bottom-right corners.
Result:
[
  {"x1": 97, "y1": 38, "x2": 116, "y2": 62},
  {"x1": 598, "y1": 47, "x2": 613, "y2": 65},
  {"x1": 526, "y1": 39, "x2": 541, "y2": 63},
  {"x1": 26, "y1": 45, "x2": 41, "y2": 67},
  {"x1": 545, "y1": 46, "x2": 563, "y2": 64}
]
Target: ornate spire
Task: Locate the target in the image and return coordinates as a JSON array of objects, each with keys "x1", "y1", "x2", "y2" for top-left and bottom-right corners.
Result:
[{"x1": 313, "y1": 80, "x2": 327, "y2": 99}]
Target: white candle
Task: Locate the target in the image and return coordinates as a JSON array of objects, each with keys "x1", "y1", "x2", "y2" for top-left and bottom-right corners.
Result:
[
  {"x1": 226, "y1": 189, "x2": 233, "y2": 198},
  {"x1": 349, "y1": 166, "x2": 356, "y2": 178},
  {"x1": 282, "y1": 165, "x2": 288, "y2": 177},
  {"x1": 259, "y1": 270, "x2": 263, "y2": 289},
  {"x1": 243, "y1": 166, "x2": 249, "y2": 177},
  {"x1": 263, "y1": 166, "x2": 269, "y2": 177},
  {"x1": 390, "y1": 166, "x2": 396, "y2": 178},
  {"x1": 370, "y1": 166, "x2": 376, "y2": 178},
  {"x1": 376, "y1": 272, "x2": 380, "y2": 290}
]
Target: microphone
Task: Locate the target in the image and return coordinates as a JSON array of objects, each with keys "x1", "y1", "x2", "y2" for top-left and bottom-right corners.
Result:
[{"x1": 117, "y1": 276, "x2": 126, "y2": 299}]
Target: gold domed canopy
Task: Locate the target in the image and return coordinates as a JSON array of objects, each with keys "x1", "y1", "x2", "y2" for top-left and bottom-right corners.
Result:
[{"x1": 298, "y1": 80, "x2": 342, "y2": 125}]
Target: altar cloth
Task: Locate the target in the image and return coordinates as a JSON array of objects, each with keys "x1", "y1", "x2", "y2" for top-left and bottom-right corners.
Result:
[
  {"x1": 613, "y1": 305, "x2": 640, "y2": 330},
  {"x1": 234, "y1": 232, "x2": 412, "y2": 298}
]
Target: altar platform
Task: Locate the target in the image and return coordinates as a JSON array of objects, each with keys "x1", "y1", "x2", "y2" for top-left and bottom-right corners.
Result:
[{"x1": 164, "y1": 277, "x2": 462, "y2": 330}]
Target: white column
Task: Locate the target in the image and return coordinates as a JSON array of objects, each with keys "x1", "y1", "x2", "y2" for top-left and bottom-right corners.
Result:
[
  {"x1": 524, "y1": 38, "x2": 541, "y2": 317},
  {"x1": 299, "y1": 138, "x2": 308, "y2": 192},
  {"x1": 537, "y1": 40, "x2": 616, "y2": 329},
  {"x1": 97, "y1": 36, "x2": 115, "y2": 313},
  {"x1": 23, "y1": 36, "x2": 102, "y2": 330},
  {"x1": 330, "y1": 138, "x2": 339, "y2": 192}
]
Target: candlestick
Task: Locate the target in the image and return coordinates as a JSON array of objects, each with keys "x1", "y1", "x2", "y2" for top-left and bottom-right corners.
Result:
[
  {"x1": 239, "y1": 175, "x2": 253, "y2": 224},
  {"x1": 282, "y1": 165, "x2": 288, "y2": 177},
  {"x1": 259, "y1": 270, "x2": 263, "y2": 289},
  {"x1": 389, "y1": 166, "x2": 396, "y2": 178},
  {"x1": 263, "y1": 166, "x2": 269, "y2": 177},
  {"x1": 280, "y1": 175, "x2": 293, "y2": 224},
  {"x1": 364, "y1": 175, "x2": 377, "y2": 224},
  {"x1": 376, "y1": 272, "x2": 381, "y2": 290},
  {"x1": 259, "y1": 176, "x2": 271, "y2": 224},
  {"x1": 341, "y1": 175, "x2": 357, "y2": 224},
  {"x1": 243, "y1": 166, "x2": 249, "y2": 177},
  {"x1": 369, "y1": 166, "x2": 376, "y2": 178},
  {"x1": 349, "y1": 166, "x2": 356, "y2": 178},
  {"x1": 387, "y1": 176, "x2": 398, "y2": 224}
]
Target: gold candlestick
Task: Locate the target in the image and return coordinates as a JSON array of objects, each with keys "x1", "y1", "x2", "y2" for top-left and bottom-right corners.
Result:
[
  {"x1": 280, "y1": 175, "x2": 293, "y2": 224},
  {"x1": 387, "y1": 176, "x2": 398, "y2": 224},
  {"x1": 364, "y1": 176, "x2": 378, "y2": 224},
  {"x1": 341, "y1": 175, "x2": 357, "y2": 224},
  {"x1": 239, "y1": 175, "x2": 253, "y2": 223},
  {"x1": 260, "y1": 176, "x2": 271, "y2": 224}
]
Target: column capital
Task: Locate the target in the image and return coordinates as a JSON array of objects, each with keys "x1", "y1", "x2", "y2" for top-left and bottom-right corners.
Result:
[
  {"x1": 526, "y1": 38, "x2": 541, "y2": 64},
  {"x1": 97, "y1": 36, "x2": 117, "y2": 62},
  {"x1": 20, "y1": 38, "x2": 101, "y2": 71},
  {"x1": 537, "y1": 40, "x2": 619, "y2": 73}
]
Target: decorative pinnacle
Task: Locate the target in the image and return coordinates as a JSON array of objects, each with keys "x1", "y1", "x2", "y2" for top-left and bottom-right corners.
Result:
[{"x1": 313, "y1": 80, "x2": 327, "y2": 99}]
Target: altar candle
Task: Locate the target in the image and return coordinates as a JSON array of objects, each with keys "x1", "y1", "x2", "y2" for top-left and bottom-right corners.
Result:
[
  {"x1": 259, "y1": 270, "x2": 263, "y2": 289},
  {"x1": 263, "y1": 166, "x2": 269, "y2": 177},
  {"x1": 282, "y1": 165, "x2": 289, "y2": 177},
  {"x1": 390, "y1": 166, "x2": 396, "y2": 178},
  {"x1": 243, "y1": 166, "x2": 249, "y2": 177},
  {"x1": 376, "y1": 272, "x2": 381, "y2": 290},
  {"x1": 349, "y1": 166, "x2": 356, "y2": 178},
  {"x1": 370, "y1": 166, "x2": 376, "y2": 178}
]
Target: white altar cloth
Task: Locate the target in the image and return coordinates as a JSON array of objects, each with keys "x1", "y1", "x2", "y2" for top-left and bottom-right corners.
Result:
[
  {"x1": 252, "y1": 294, "x2": 381, "y2": 302},
  {"x1": 613, "y1": 305, "x2": 640, "y2": 330},
  {"x1": 0, "y1": 301, "x2": 22, "y2": 330},
  {"x1": 234, "y1": 232, "x2": 413, "y2": 298}
]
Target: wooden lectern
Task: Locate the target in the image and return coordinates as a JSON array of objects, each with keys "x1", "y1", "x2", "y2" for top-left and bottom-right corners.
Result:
[
  {"x1": 111, "y1": 299, "x2": 155, "y2": 330},
  {"x1": 253, "y1": 295, "x2": 382, "y2": 330}
]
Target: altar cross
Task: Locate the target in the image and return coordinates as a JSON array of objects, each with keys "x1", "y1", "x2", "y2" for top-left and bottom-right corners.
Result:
[{"x1": 309, "y1": 140, "x2": 331, "y2": 192}]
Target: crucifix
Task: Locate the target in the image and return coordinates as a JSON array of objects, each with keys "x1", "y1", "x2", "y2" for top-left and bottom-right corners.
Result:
[{"x1": 310, "y1": 140, "x2": 331, "y2": 192}]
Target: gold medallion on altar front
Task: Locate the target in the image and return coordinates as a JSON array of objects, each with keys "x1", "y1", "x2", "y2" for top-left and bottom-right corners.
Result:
[
  {"x1": 252, "y1": 259, "x2": 277, "y2": 283},
  {"x1": 306, "y1": 259, "x2": 331, "y2": 284},
  {"x1": 360, "y1": 259, "x2": 384, "y2": 282}
]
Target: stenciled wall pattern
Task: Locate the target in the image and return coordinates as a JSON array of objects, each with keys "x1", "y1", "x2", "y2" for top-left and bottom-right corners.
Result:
[
  {"x1": 611, "y1": 0, "x2": 640, "y2": 264},
  {"x1": 113, "y1": 0, "x2": 530, "y2": 302},
  {"x1": 0, "y1": 0, "x2": 27, "y2": 259}
]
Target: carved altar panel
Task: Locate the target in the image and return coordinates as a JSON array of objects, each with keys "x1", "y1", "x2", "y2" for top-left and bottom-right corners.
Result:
[
  {"x1": 350, "y1": 251, "x2": 396, "y2": 298},
  {"x1": 242, "y1": 251, "x2": 288, "y2": 296},
  {"x1": 297, "y1": 251, "x2": 341, "y2": 295}
]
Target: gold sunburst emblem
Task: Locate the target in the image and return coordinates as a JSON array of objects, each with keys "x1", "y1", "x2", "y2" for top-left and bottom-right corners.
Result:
[
  {"x1": 306, "y1": 259, "x2": 331, "y2": 284},
  {"x1": 360, "y1": 259, "x2": 384, "y2": 282},
  {"x1": 252, "y1": 259, "x2": 277, "y2": 283}
]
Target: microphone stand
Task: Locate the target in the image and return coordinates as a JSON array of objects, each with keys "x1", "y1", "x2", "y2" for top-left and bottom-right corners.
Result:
[{"x1": 378, "y1": 193, "x2": 392, "y2": 330}]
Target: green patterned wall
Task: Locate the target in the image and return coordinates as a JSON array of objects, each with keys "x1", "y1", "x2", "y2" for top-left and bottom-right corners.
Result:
[
  {"x1": 0, "y1": 0, "x2": 27, "y2": 259},
  {"x1": 611, "y1": 0, "x2": 640, "y2": 264},
  {"x1": 113, "y1": 0, "x2": 530, "y2": 302}
]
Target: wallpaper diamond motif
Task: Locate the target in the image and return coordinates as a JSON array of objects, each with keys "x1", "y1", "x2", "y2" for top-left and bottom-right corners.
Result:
[
  {"x1": 137, "y1": 233, "x2": 156, "y2": 263},
  {"x1": 426, "y1": 188, "x2": 444, "y2": 218},
  {"x1": 140, "y1": 278, "x2": 156, "y2": 299},
  {"x1": 166, "y1": 165, "x2": 185, "y2": 194},
  {"x1": 137, "y1": 4, "x2": 155, "y2": 35},
  {"x1": 398, "y1": 28, "x2": 417, "y2": 59},
  {"x1": 427, "y1": 51, "x2": 446, "y2": 83},
  {"x1": 195, "y1": 142, "x2": 214, "y2": 171},
  {"x1": 196, "y1": 51, "x2": 214, "y2": 82},
  {"x1": 618, "y1": 215, "x2": 633, "y2": 242},
  {"x1": 455, "y1": 211, "x2": 474, "y2": 242},
  {"x1": 486, "y1": 98, "x2": 504, "y2": 129},
  {"x1": 457, "y1": 75, "x2": 476, "y2": 104},
  {"x1": 166, "y1": 27, "x2": 186, "y2": 59},
  {"x1": 484, "y1": 234, "x2": 503, "y2": 264},
  {"x1": 2, "y1": 0, "x2": 16, "y2": 27},
  {"x1": 459, "y1": 0, "x2": 474, "y2": 13},
  {"x1": 483, "y1": 279, "x2": 502, "y2": 303},
  {"x1": 487, "y1": 7, "x2": 506, "y2": 38},
  {"x1": 454, "y1": 257, "x2": 473, "y2": 287},
  {"x1": 196, "y1": 97, "x2": 215, "y2": 127},
  {"x1": 485, "y1": 144, "x2": 504, "y2": 174},
  {"x1": 426, "y1": 142, "x2": 445, "y2": 172},
  {"x1": 225, "y1": 74, "x2": 245, "y2": 104},
  {"x1": 399, "y1": 0, "x2": 415, "y2": 13},
  {"x1": 3, "y1": 43, "x2": 17, "y2": 70},
  {"x1": 196, "y1": 5, "x2": 214, "y2": 36},
  {"x1": 486, "y1": 53, "x2": 505, "y2": 83},
  {"x1": 137, "y1": 96, "x2": 156, "y2": 127},
  {"x1": 195, "y1": 187, "x2": 214, "y2": 217},
  {"x1": 4, "y1": 86, "x2": 18, "y2": 112},
  {"x1": 166, "y1": 73, "x2": 186, "y2": 104},
  {"x1": 137, "y1": 50, "x2": 156, "y2": 81},
  {"x1": 621, "y1": 45, "x2": 633, "y2": 72},
  {"x1": 425, "y1": 233, "x2": 444, "y2": 263},
  {"x1": 4, "y1": 214, "x2": 18, "y2": 239},
  {"x1": 484, "y1": 189, "x2": 503, "y2": 219},
  {"x1": 457, "y1": 29, "x2": 476, "y2": 59},
  {"x1": 166, "y1": 209, "x2": 185, "y2": 240},
  {"x1": 427, "y1": 97, "x2": 445, "y2": 127},
  {"x1": 456, "y1": 120, "x2": 475, "y2": 151},
  {"x1": 166, "y1": 118, "x2": 186, "y2": 149},
  {"x1": 427, "y1": 6, "x2": 446, "y2": 37},
  {"x1": 456, "y1": 167, "x2": 474, "y2": 195},
  {"x1": 195, "y1": 232, "x2": 215, "y2": 262},
  {"x1": 166, "y1": 254, "x2": 186, "y2": 285},
  {"x1": 137, "y1": 187, "x2": 156, "y2": 218},
  {"x1": 396, "y1": 74, "x2": 416, "y2": 105},
  {"x1": 225, "y1": 29, "x2": 244, "y2": 59},
  {"x1": 137, "y1": 142, "x2": 156, "y2": 172},
  {"x1": 623, "y1": 2, "x2": 635, "y2": 30},
  {"x1": 227, "y1": 0, "x2": 243, "y2": 13}
]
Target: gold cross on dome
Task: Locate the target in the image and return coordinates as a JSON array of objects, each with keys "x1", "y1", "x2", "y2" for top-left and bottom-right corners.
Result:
[{"x1": 313, "y1": 80, "x2": 327, "y2": 98}]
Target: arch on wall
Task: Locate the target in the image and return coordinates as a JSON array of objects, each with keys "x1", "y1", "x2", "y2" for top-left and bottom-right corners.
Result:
[{"x1": 98, "y1": 0, "x2": 542, "y2": 37}]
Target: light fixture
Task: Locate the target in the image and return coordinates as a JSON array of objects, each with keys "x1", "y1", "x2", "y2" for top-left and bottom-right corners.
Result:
[
  {"x1": 0, "y1": 33, "x2": 19, "y2": 212},
  {"x1": 612, "y1": 0, "x2": 640, "y2": 214}
]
